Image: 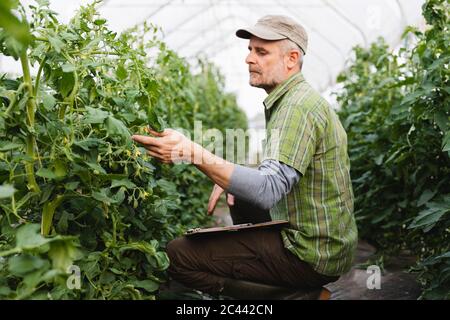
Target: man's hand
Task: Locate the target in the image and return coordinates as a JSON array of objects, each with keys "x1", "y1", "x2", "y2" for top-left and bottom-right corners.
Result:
[
  {"x1": 132, "y1": 128, "x2": 193, "y2": 164},
  {"x1": 207, "y1": 184, "x2": 235, "y2": 216}
]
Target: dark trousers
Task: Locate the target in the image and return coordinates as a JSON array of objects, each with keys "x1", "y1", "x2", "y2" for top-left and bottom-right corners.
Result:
[{"x1": 166, "y1": 198, "x2": 338, "y2": 295}]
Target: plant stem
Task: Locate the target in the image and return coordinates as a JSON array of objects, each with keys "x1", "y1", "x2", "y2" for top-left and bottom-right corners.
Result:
[
  {"x1": 133, "y1": 56, "x2": 153, "y2": 123},
  {"x1": 34, "y1": 55, "x2": 47, "y2": 97},
  {"x1": 59, "y1": 54, "x2": 79, "y2": 119},
  {"x1": 68, "y1": 50, "x2": 120, "y2": 56},
  {"x1": 20, "y1": 51, "x2": 40, "y2": 193},
  {"x1": 33, "y1": 36, "x2": 49, "y2": 42},
  {"x1": 0, "y1": 247, "x2": 22, "y2": 257},
  {"x1": 41, "y1": 194, "x2": 65, "y2": 236}
]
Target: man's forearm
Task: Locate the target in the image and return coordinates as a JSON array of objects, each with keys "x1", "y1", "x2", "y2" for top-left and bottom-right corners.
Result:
[{"x1": 190, "y1": 142, "x2": 235, "y2": 189}]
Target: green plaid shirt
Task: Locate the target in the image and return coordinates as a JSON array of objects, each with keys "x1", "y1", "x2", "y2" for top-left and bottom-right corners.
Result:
[{"x1": 263, "y1": 72, "x2": 358, "y2": 276}]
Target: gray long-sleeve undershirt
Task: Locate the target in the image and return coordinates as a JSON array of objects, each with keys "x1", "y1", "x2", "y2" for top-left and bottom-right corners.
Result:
[{"x1": 226, "y1": 160, "x2": 301, "y2": 211}]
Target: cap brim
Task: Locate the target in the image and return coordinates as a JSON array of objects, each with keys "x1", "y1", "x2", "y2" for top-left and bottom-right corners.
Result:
[{"x1": 236, "y1": 26, "x2": 287, "y2": 41}]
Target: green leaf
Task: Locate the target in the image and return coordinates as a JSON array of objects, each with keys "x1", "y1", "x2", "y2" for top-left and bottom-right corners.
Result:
[
  {"x1": 392, "y1": 90, "x2": 423, "y2": 114},
  {"x1": 112, "y1": 97, "x2": 125, "y2": 107},
  {"x1": 119, "y1": 112, "x2": 136, "y2": 124},
  {"x1": 59, "y1": 72, "x2": 75, "y2": 98},
  {"x1": 54, "y1": 160, "x2": 67, "y2": 178},
  {"x1": 371, "y1": 206, "x2": 394, "y2": 224},
  {"x1": 116, "y1": 64, "x2": 127, "y2": 80},
  {"x1": 113, "y1": 188, "x2": 125, "y2": 205},
  {"x1": 48, "y1": 35, "x2": 64, "y2": 53},
  {"x1": 39, "y1": 185, "x2": 54, "y2": 205},
  {"x1": 94, "y1": 19, "x2": 107, "y2": 26},
  {"x1": 0, "y1": 286, "x2": 12, "y2": 296},
  {"x1": 147, "y1": 107, "x2": 161, "y2": 132},
  {"x1": 16, "y1": 193, "x2": 37, "y2": 211},
  {"x1": 152, "y1": 251, "x2": 169, "y2": 271},
  {"x1": 156, "y1": 179, "x2": 177, "y2": 194},
  {"x1": 106, "y1": 116, "x2": 131, "y2": 140},
  {"x1": 2, "y1": 35, "x2": 25, "y2": 59},
  {"x1": 42, "y1": 93, "x2": 56, "y2": 111},
  {"x1": 36, "y1": 168, "x2": 58, "y2": 179},
  {"x1": 132, "y1": 279, "x2": 159, "y2": 292},
  {"x1": 434, "y1": 111, "x2": 449, "y2": 132},
  {"x1": 8, "y1": 254, "x2": 48, "y2": 276},
  {"x1": 92, "y1": 188, "x2": 116, "y2": 205},
  {"x1": 0, "y1": 141, "x2": 22, "y2": 151},
  {"x1": 61, "y1": 63, "x2": 75, "y2": 73},
  {"x1": 74, "y1": 138, "x2": 105, "y2": 151},
  {"x1": 428, "y1": 56, "x2": 450, "y2": 72},
  {"x1": 85, "y1": 161, "x2": 107, "y2": 174},
  {"x1": 48, "y1": 240, "x2": 78, "y2": 271},
  {"x1": 434, "y1": 251, "x2": 450, "y2": 261},
  {"x1": 408, "y1": 208, "x2": 450, "y2": 232},
  {"x1": 60, "y1": 31, "x2": 79, "y2": 41},
  {"x1": 35, "y1": 0, "x2": 50, "y2": 7},
  {"x1": 111, "y1": 179, "x2": 136, "y2": 189},
  {"x1": 16, "y1": 224, "x2": 51, "y2": 250},
  {"x1": 442, "y1": 131, "x2": 450, "y2": 152},
  {"x1": 118, "y1": 241, "x2": 156, "y2": 256},
  {"x1": 56, "y1": 211, "x2": 70, "y2": 233},
  {"x1": 384, "y1": 146, "x2": 408, "y2": 164},
  {"x1": 109, "y1": 267, "x2": 124, "y2": 275},
  {"x1": 0, "y1": 184, "x2": 16, "y2": 198},
  {"x1": 64, "y1": 181, "x2": 79, "y2": 190},
  {"x1": 99, "y1": 271, "x2": 115, "y2": 284},
  {"x1": 83, "y1": 107, "x2": 109, "y2": 124},
  {"x1": 21, "y1": 269, "x2": 48, "y2": 291},
  {"x1": 0, "y1": 1, "x2": 31, "y2": 47},
  {"x1": 417, "y1": 189, "x2": 437, "y2": 207}
]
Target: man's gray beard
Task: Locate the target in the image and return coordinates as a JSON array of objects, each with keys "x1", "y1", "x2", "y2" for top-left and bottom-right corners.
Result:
[
  {"x1": 250, "y1": 79, "x2": 280, "y2": 92},
  {"x1": 250, "y1": 68, "x2": 285, "y2": 91}
]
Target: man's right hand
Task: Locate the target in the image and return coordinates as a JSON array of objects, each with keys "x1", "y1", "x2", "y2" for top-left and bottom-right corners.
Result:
[{"x1": 207, "y1": 184, "x2": 235, "y2": 215}]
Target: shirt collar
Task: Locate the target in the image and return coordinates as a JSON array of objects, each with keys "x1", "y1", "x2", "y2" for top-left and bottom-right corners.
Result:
[{"x1": 263, "y1": 72, "x2": 305, "y2": 110}]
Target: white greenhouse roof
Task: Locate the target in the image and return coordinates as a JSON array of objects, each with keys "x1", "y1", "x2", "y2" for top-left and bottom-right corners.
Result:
[{"x1": 1, "y1": 0, "x2": 426, "y2": 124}]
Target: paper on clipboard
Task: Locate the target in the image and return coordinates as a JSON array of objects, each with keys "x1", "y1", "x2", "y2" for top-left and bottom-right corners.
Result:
[{"x1": 184, "y1": 220, "x2": 289, "y2": 236}]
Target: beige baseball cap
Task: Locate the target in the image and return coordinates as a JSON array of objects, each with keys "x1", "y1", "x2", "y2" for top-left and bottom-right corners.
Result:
[{"x1": 236, "y1": 15, "x2": 308, "y2": 55}]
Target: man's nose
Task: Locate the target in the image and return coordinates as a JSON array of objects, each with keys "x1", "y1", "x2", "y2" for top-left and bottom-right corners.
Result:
[{"x1": 245, "y1": 51, "x2": 255, "y2": 64}]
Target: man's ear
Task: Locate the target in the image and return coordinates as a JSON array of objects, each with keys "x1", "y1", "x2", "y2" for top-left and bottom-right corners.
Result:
[{"x1": 287, "y1": 50, "x2": 300, "y2": 70}]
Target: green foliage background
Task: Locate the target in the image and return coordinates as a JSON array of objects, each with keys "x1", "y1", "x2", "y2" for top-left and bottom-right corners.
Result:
[
  {"x1": 336, "y1": 0, "x2": 449, "y2": 299},
  {"x1": 0, "y1": 1, "x2": 247, "y2": 299}
]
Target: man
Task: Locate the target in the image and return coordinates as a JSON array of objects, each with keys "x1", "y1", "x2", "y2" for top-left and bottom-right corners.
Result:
[{"x1": 132, "y1": 15, "x2": 358, "y2": 298}]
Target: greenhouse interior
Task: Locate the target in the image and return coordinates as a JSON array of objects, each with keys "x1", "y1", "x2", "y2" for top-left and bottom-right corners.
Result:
[{"x1": 0, "y1": 0, "x2": 448, "y2": 303}]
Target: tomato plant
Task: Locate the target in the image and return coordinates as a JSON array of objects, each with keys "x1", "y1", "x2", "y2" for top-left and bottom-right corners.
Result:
[
  {"x1": 336, "y1": 0, "x2": 449, "y2": 299},
  {"x1": 0, "y1": 1, "x2": 247, "y2": 299}
]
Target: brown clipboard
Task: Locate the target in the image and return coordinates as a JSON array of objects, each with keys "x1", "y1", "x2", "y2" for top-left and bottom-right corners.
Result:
[{"x1": 184, "y1": 220, "x2": 289, "y2": 236}]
